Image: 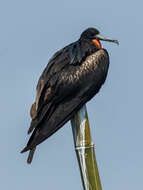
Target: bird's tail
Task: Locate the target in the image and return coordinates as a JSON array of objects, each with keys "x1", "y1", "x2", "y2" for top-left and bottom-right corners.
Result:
[{"x1": 27, "y1": 147, "x2": 36, "y2": 164}]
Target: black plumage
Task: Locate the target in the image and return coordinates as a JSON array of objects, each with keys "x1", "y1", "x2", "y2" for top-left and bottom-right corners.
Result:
[{"x1": 21, "y1": 28, "x2": 118, "y2": 163}]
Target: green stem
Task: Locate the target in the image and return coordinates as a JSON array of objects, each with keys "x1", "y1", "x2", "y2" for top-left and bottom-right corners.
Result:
[{"x1": 71, "y1": 105, "x2": 102, "y2": 190}]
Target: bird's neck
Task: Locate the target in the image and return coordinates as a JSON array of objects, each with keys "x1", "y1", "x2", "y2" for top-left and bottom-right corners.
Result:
[
  {"x1": 68, "y1": 39, "x2": 99, "y2": 65},
  {"x1": 80, "y1": 38, "x2": 99, "y2": 56}
]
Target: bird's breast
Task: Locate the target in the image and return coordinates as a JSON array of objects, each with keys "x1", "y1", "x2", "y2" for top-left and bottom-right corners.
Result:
[{"x1": 60, "y1": 49, "x2": 109, "y2": 84}]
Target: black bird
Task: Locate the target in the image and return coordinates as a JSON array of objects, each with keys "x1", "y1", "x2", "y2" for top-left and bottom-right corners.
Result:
[{"x1": 21, "y1": 27, "x2": 118, "y2": 163}]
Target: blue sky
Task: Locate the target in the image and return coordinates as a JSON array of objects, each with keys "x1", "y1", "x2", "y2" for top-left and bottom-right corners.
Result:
[{"x1": 0, "y1": 0, "x2": 142, "y2": 189}]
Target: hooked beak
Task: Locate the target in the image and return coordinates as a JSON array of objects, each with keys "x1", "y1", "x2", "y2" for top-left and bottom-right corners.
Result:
[{"x1": 95, "y1": 34, "x2": 119, "y2": 45}]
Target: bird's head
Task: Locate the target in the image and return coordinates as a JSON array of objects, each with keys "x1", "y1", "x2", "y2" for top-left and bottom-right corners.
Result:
[{"x1": 80, "y1": 27, "x2": 119, "y2": 49}]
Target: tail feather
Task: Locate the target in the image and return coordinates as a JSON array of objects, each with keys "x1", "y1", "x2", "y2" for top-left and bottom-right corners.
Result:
[
  {"x1": 21, "y1": 146, "x2": 29, "y2": 153},
  {"x1": 27, "y1": 120, "x2": 36, "y2": 134},
  {"x1": 27, "y1": 147, "x2": 36, "y2": 164}
]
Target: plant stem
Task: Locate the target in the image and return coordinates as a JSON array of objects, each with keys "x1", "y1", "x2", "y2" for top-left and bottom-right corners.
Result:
[{"x1": 71, "y1": 105, "x2": 102, "y2": 190}]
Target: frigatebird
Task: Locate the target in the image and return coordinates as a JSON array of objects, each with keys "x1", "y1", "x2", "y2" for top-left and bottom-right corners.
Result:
[{"x1": 21, "y1": 27, "x2": 118, "y2": 163}]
